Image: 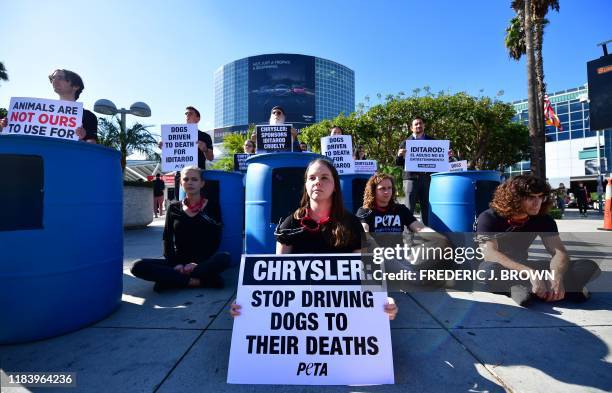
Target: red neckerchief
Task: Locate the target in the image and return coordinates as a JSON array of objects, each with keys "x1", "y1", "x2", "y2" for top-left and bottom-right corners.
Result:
[
  {"x1": 300, "y1": 209, "x2": 331, "y2": 232},
  {"x1": 183, "y1": 197, "x2": 206, "y2": 214},
  {"x1": 374, "y1": 203, "x2": 390, "y2": 213},
  {"x1": 507, "y1": 215, "x2": 530, "y2": 227}
]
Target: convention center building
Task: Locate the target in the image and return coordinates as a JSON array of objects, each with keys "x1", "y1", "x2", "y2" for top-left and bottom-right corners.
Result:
[
  {"x1": 213, "y1": 53, "x2": 355, "y2": 143},
  {"x1": 507, "y1": 85, "x2": 611, "y2": 190}
]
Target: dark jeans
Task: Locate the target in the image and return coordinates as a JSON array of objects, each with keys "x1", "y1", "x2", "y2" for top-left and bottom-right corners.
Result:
[
  {"x1": 479, "y1": 259, "x2": 600, "y2": 294},
  {"x1": 403, "y1": 175, "x2": 431, "y2": 226},
  {"x1": 577, "y1": 200, "x2": 589, "y2": 215},
  {"x1": 131, "y1": 252, "x2": 230, "y2": 288}
]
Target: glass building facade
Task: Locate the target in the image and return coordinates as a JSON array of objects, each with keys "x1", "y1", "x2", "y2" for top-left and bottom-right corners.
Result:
[
  {"x1": 506, "y1": 85, "x2": 610, "y2": 184},
  {"x1": 214, "y1": 54, "x2": 354, "y2": 143}
]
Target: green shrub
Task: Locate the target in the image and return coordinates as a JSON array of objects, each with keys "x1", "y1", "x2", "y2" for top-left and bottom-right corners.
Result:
[
  {"x1": 124, "y1": 180, "x2": 153, "y2": 188},
  {"x1": 549, "y1": 208, "x2": 562, "y2": 219}
]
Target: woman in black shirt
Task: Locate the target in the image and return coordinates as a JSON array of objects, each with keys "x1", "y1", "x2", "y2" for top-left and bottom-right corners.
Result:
[
  {"x1": 357, "y1": 173, "x2": 433, "y2": 235},
  {"x1": 275, "y1": 158, "x2": 363, "y2": 254},
  {"x1": 131, "y1": 166, "x2": 229, "y2": 291},
  {"x1": 232, "y1": 159, "x2": 397, "y2": 319}
]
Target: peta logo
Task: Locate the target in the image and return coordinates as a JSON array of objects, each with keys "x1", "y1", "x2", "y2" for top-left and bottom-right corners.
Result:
[{"x1": 374, "y1": 215, "x2": 401, "y2": 227}]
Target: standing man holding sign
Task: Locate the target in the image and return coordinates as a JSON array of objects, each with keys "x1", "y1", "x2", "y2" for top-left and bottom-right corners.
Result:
[
  {"x1": 49, "y1": 69, "x2": 97, "y2": 143},
  {"x1": 0, "y1": 69, "x2": 97, "y2": 143},
  {"x1": 395, "y1": 117, "x2": 433, "y2": 225},
  {"x1": 169, "y1": 106, "x2": 214, "y2": 199},
  {"x1": 185, "y1": 106, "x2": 214, "y2": 168}
]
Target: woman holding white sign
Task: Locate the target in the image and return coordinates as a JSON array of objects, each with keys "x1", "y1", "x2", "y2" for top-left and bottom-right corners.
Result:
[
  {"x1": 131, "y1": 166, "x2": 230, "y2": 291},
  {"x1": 231, "y1": 159, "x2": 398, "y2": 319}
]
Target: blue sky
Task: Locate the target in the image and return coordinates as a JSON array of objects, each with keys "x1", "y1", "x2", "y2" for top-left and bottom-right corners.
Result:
[{"x1": 1, "y1": 0, "x2": 610, "y2": 137}]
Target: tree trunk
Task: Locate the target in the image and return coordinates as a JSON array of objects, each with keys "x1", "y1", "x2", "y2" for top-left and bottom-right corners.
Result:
[
  {"x1": 534, "y1": 17, "x2": 546, "y2": 139},
  {"x1": 524, "y1": 0, "x2": 546, "y2": 179}
]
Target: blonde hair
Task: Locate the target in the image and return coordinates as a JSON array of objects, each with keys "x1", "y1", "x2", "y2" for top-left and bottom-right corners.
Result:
[{"x1": 180, "y1": 165, "x2": 202, "y2": 178}]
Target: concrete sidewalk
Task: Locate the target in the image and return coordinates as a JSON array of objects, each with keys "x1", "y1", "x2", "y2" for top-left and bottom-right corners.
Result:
[{"x1": 1, "y1": 214, "x2": 611, "y2": 392}]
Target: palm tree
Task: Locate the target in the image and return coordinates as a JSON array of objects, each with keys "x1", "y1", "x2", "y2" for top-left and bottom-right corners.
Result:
[
  {"x1": 0, "y1": 62, "x2": 8, "y2": 85},
  {"x1": 505, "y1": 0, "x2": 559, "y2": 179},
  {"x1": 97, "y1": 116, "x2": 159, "y2": 172}
]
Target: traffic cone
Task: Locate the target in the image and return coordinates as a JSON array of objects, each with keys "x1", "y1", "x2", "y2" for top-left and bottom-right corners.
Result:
[{"x1": 599, "y1": 178, "x2": 612, "y2": 231}]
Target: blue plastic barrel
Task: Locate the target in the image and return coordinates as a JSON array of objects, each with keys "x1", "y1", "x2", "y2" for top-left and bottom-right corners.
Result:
[
  {"x1": 429, "y1": 170, "x2": 501, "y2": 232},
  {"x1": 201, "y1": 170, "x2": 244, "y2": 266},
  {"x1": 339, "y1": 173, "x2": 372, "y2": 214},
  {"x1": 0, "y1": 135, "x2": 123, "y2": 344},
  {"x1": 244, "y1": 152, "x2": 324, "y2": 254}
]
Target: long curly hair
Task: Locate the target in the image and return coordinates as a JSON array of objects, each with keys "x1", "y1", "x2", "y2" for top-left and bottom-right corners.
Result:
[
  {"x1": 362, "y1": 173, "x2": 396, "y2": 209},
  {"x1": 490, "y1": 174, "x2": 553, "y2": 217},
  {"x1": 293, "y1": 158, "x2": 352, "y2": 248}
]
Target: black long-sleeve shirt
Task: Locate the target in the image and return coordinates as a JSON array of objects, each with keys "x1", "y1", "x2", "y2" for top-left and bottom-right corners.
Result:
[{"x1": 163, "y1": 200, "x2": 222, "y2": 266}]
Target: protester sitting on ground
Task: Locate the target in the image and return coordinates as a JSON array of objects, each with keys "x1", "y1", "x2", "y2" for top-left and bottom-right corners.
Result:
[
  {"x1": 357, "y1": 173, "x2": 434, "y2": 235},
  {"x1": 250, "y1": 106, "x2": 301, "y2": 152},
  {"x1": 356, "y1": 173, "x2": 453, "y2": 288},
  {"x1": 131, "y1": 166, "x2": 230, "y2": 291},
  {"x1": 476, "y1": 174, "x2": 600, "y2": 307},
  {"x1": 0, "y1": 69, "x2": 97, "y2": 143},
  {"x1": 243, "y1": 139, "x2": 256, "y2": 154},
  {"x1": 230, "y1": 158, "x2": 398, "y2": 319}
]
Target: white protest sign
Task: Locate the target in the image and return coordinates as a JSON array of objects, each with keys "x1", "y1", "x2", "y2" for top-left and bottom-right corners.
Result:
[
  {"x1": 404, "y1": 139, "x2": 449, "y2": 173},
  {"x1": 321, "y1": 135, "x2": 355, "y2": 175},
  {"x1": 354, "y1": 160, "x2": 378, "y2": 174},
  {"x1": 161, "y1": 124, "x2": 198, "y2": 172},
  {"x1": 228, "y1": 254, "x2": 394, "y2": 385},
  {"x1": 5, "y1": 97, "x2": 83, "y2": 141},
  {"x1": 449, "y1": 160, "x2": 468, "y2": 172}
]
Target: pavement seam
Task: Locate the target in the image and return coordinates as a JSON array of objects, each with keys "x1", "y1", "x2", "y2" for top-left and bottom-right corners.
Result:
[
  {"x1": 152, "y1": 291, "x2": 237, "y2": 393},
  {"x1": 90, "y1": 326, "x2": 207, "y2": 331},
  {"x1": 406, "y1": 292, "x2": 515, "y2": 393},
  {"x1": 448, "y1": 324, "x2": 612, "y2": 330}
]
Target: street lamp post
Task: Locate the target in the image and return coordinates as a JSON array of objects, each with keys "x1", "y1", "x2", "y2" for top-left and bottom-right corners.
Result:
[
  {"x1": 93, "y1": 99, "x2": 151, "y2": 133},
  {"x1": 93, "y1": 99, "x2": 152, "y2": 176}
]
